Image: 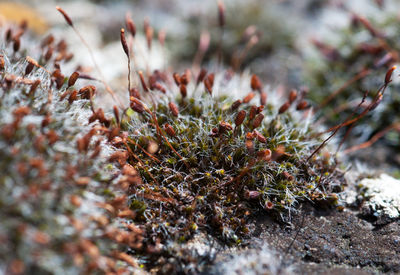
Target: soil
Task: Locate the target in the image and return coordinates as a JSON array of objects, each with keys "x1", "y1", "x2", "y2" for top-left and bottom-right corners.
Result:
[{"x1": 207, "y1": 203, "x2": 400, "y2": 274}]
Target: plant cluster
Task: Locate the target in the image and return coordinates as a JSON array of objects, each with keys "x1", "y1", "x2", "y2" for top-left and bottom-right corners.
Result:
[
  {"x1": 0, "y1": 1, "x2": 377, "y2": 273},
  {"x1": 0, "y1": 21, "x2": 143, "y2": 274},
  {"x1": 118, "y1": 67, "x2": 343, "y2": 249},
  {"x1": 305, "y1": 0, "x2": 400, "y2": 153},
  {"x1": 169, "y1": 0, "x2": 296, "y2": 75}
]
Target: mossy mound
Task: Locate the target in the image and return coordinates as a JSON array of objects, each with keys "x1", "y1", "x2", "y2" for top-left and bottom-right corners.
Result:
[
  {"x1": 0, "y1": 23, "x2": 142, "y2": 274},
  {"x1": 119, "y1": 72, "x2": 343, "y2": 252},
  {"x1": 305, "y1": 2, "x2": 400, "y2": 150}
]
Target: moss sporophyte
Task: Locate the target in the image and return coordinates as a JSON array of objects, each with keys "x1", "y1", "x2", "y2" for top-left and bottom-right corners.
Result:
[{"x1": 306, "y1": 3, "x2": 400, "y2": 153}]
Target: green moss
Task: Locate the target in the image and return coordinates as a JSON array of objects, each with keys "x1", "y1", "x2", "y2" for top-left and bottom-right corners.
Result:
[{"x1": 122, "y1": 81, "x2": 342, "y2": 247}]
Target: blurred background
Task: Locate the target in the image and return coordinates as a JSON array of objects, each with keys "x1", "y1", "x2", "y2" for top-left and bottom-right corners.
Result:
[
  {"x1": 1, "y1": 0, "x2": 384, "y2": 89},
  {"x1": 1, "y1": 0, "x2": 396, "y2": 86}
]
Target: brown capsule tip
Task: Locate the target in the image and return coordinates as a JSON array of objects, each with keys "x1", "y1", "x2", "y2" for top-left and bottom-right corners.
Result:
[
  {"x1": 129, "y1": 87, "x2": 141, "y2": 99},
  {"x1": 5, "y1": 28, "x2": 12, "y2": 42},
  {"x1": 246, "y1": 132, "x2": 255, "y2": 140},
  {"x1": 130, "y1": 97, "x2": 144, "y2": 113},
  {"x1": 146, "y1": 26, "x2": 154, "y2": 50},
  {"x1": 68, "y1": 90, "x2": 78, "y2": 104},
  {"x1": 210, "y1": 127, "x2": 220, "y2": 137},
  {"x1": 260, "y1": 92, "x2": 267, "y2": 105},
  {"x1": 257, "y1": 149, "x2": 272, "y2": 161},
  {"x1": 13, "y1": 37, "x2": 21, "y2": 52},
  {"x1": 219, "y1": 121, "x2": 233, "y2": 132},
  {"x1": 13, "y1": 106, "x2": 31, "y2": 118},
  {"x1": 29, "y1": 79, "x2": 41, "y2": 96},
  {"x1": 68, "y1": 71, "x2": 80, "y2": 87},
  {"x1": 169, "y1": 102, "x2": 179, "y2": 117},
  {"x1": 206, "y1": 73, "x2": 215, "y2": 86},
  {"x1": 231, "y1": 99, "x2": 242, "y2": 110},
  {"x1": 26, "y1": 56, "x2": 39, "y2": 67},
  {"x1": 254, "y1": 130, "x2": 267, "y2": 143},
  {"x1": 154, "y1": 83, "x2": 166, "y2": 94},
  {"x1": 245, "y1": 139, "x2": 254, "y2": 151},
  {"x1": 125, "y1": 13, "x2": 136, "y2": 37},
  {"x1": 296, "y1": 100, "x2": 308, "y2": 111},
  {"x1": 0, "y1": 55, "x2": 4, "y2": 71},
  {"x1": 180, "y1": 72, "x2": 190, "y2": 85},
  {"x1": 289, "y1": 89, "x2": 298, "y2": 103},
  {"x1": 196, "y1": 68, "x2": 208, "y2": 85},
  {"x1": 282, "y1": 171, "x2": 294, "y2": 181},
  {"x1": 120, "y1": 28, "x2": 129, "y2": 58},
  {"x1": 278, "y1": 102, "x2": 291, "y2": 114},
  {"x1": 25, "y1": 63, "x2": 34, "y2": 76},
  {"x1": 41, "y1": 34, "x2": 54, "y2": 48},
  {"x1": 252, "y1": 113, "x2": 264, "y2": 128},
  {"x1": 44, "y1": 47, "x2": 54, "y2": 61},
  {"x1": 138, "y1": 71, "x2": 149, "y2": 92},
  {"x1": 249, "y1": 105, "x2": 257, "y2": 120},
  {"x1": 164, "y1": 123, "x2": 176, "y2": 137},
  {"x1": 385, "y1": 66, "x2": 396, "y2": 85},
  {"x1": 204, "y1": 78, "x2": 213, "y2": 95},
  {"x1": 235, "y1": 110, "x2": 246, "y2": 126},
  {"x1": 113, "y1": 106, "x2": 120, "y2": 124},
  {"x1": 265, "y1": 201, "x2": 274, "y2": 210},
  {"x1": 243, "y1": 92, "x2": 255, "y2": 104},
  {"x1": 78, "y1": 85, "x2": 96, "y2": 99},
  {"x1": 56, "y1": 6, "x2": 74, "y2": 27},
  {"x1": 173, "y1": 73, "x2": 181, "y2": 86},
  {"x1": 180, "y1": 84, "x2": 187, "y2": 98},
  {"x1": 251, "y1": 74, "x2": 262, "y2": 91}
]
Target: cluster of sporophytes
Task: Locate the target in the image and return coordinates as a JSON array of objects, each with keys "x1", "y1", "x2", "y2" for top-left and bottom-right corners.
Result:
[
  {"x1": 113, "y1": 4, "x2": 399, "y2": 270},
  {"x1": 0, "y1": 22, "x2": 144, "y2": 274},
  {"x1": 305, "y1": 0, "x2": 400, "y2": 153},
  {"x1": 169, "y1": 0, "x2": 296, "y2": 75},
  {"x1": 4, "y1": 2, "x2": 390, "y2": 273},
  {"x1": 115, "y1": 6, "x2": 345, "y2": 254},
  {"x1": 122, "y1": 70, "x2": 344, "y2": 240}
]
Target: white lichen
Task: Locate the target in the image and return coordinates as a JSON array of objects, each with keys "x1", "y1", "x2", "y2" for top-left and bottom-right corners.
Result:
[{"x1": 359, "y1": 174, "x2": 400, "y2": 221}]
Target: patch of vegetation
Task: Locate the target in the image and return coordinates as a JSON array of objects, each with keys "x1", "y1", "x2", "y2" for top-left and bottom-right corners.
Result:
[
  {"x1": 4, "y1": 1, "x2": 388, "y2": 273},
  {"x1": 305, "y1": 1, "x2": 400, "y2": 153},
  {"x1": 169, "y1": 0, "x2": 296, "y2": 75},
  {"x1": 0, "y1": 22, "x2": 142, "y2": 274},
  {"x1": 118, "y1": 70, "x2": 343, "y2": 257}
]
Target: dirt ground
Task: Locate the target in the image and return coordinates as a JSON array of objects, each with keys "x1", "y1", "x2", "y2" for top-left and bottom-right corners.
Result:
[{"x1": 208, "y1": 202, "x2": 400, "y2": 274}]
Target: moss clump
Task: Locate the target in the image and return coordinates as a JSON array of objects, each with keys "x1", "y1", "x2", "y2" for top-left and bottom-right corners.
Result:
[
  {"x1": 0, "y1": 23, "x2": 142, "y2": 274},
  {"x1": 170, "y1": 0, "x2": 296, "y2": 75},
  {"x1": 119, "y1": 72, "x2": 342, "y2": 251},
  {"x1": 305, "y1": 2, "x2": 400, "y2": 150}
]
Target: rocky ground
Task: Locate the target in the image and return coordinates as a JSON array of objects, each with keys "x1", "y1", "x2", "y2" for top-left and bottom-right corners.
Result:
[{"x1": 210, "y1": 201, "x2": 400, "y2": 274}]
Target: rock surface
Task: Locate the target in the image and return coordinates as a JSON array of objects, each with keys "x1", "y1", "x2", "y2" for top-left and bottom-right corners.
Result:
[
  {"x1": 209, "y1": 203, "x2": 400, "y2": 274},
  {"x1": 358, "y1": 174, "x2": 400, "y2": 224}
]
